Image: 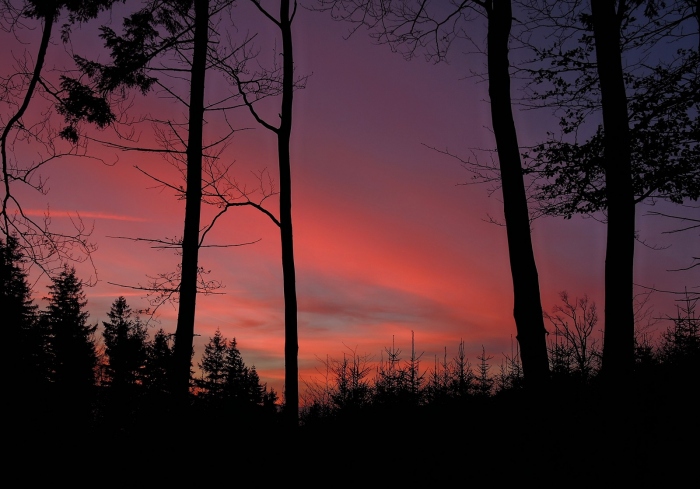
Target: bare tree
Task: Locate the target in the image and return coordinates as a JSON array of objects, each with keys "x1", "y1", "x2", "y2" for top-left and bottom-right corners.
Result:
[
  {"x1": 314, "y1": 0, "x2": 551, "y2": 387},
  {"x1": 217, "y1": 0, "x2": 307, "y2": 428},
  {"x1": 544, "y1": 291, "x2": 600, "y2": 381}
]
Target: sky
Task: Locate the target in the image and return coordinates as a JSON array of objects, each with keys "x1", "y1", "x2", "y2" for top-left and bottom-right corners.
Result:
[{"x1": 3, "y1": 1, "x2": 698, "y2": 397}]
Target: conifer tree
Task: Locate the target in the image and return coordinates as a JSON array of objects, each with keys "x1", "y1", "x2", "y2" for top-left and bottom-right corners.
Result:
[
  {"x1": 143, "y1": 328, "x2": 174, "y2": 396},
  {"x1": 660, "y1": 293, "x2": 699, "y2": 371},
  {"x1": 475, "y1": 346, "x2": 494, "y2": 397},
  {"x1": 450, "y1": 339, "x2": 475, "y2": 399},
  {"x1": 245, "y1": 365, "x2": 265, "y2": 407},
  {"x1": 197, "y1": 328, "x2": 229, "y2": 404},
  {"x1": 198, "y1": 329, "x2": 272, "y2": 411},
  {"x1": 2, "y1": 236, "x2": 45, "y2": 389},
  {"x1": 102, "y1": 296, "x2": 148, "y2": 390},
  {"x1": 225, "y1": 336, "x2": 251, "y2": 406},
  {"x1": 42, "y1": 265, "x2": 97, "y2": 400}
]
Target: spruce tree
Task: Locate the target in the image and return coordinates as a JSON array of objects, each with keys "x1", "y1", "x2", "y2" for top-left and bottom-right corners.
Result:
[
  {"x1": 475, "y1": 346, "x2": 494, "y2": 397},
  {"x1": 42, "y1": 265, "x2": 97, "y2": 397},
  {"x1": 197, "y1": 329, "x2": 271, "y2": 411},
  {"x1": 225, "y1": 336, "x2": 251, "y2": 406},
  {"x1": 1, "y1": 237, "x2": 45, "y2": 389},
  {"x1": 143, "y1": 328, "x2": 174, "y2": 397},
  {"x1": 102, "y1": 296, "x2": 148, "y2": 390},
  {"x1": 197, "y1": 328, "x2": 229, "y2": 404}
]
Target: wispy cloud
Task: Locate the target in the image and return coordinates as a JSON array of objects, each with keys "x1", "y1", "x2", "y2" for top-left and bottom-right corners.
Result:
[{"x1": 22, "y1": 209, "x2": 147, "y2": 222}]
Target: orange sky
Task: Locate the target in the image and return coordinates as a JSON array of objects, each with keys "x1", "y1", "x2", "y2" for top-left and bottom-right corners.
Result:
[{"x1": 3, "y1": 2, "x2": 697, "y2": 397}]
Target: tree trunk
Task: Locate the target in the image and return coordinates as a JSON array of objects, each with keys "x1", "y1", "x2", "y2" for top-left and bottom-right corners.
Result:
[
  {"x1": 279, "y1": 0, "x2": 299, "y2": 428},
  {"x1": 591, "y1": 0, "x2": 636, "y2": 382},
  {"x1": 172, "y1": 0, "x2": 210, "y2": 406},
  {"x1": 487, "y1": 0, "x2": 550, "y2": 387}
]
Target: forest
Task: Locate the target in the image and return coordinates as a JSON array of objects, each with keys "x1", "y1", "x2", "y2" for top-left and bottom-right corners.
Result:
[{"x1": 2, "y1": 0, "x2": 698, "y2": 478}]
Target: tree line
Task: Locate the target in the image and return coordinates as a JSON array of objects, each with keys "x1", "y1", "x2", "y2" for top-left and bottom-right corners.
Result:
[
  {"x1": 4, "y1": 236, "x2": 276, "y2": 434},
  {"x1": 4, "y1": 229, "x2": 699, "y2": 471},
  {"x1": 301, "y1": 291, "x2": 699, "y2": 426}
]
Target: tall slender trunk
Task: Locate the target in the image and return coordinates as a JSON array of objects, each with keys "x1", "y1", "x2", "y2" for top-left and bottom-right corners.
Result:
[
  {"x1": 591, "y1": 0, "x2": 635, "y2": 382},
  {"x1": 172, "y1": 0, "x2": 210, "y2": 406},
  {"x1": 487, "y1": 1, "x2": 550, "y2": 387},
  {"x1": 278, "y1": 0, "x2": 299, "y2": 428}
]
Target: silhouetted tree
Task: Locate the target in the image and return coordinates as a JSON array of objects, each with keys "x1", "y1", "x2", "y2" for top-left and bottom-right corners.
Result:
[
  {"x1": 544, "y1": 291, "x2": 600, "y2": 382},
  {"x1": 475, "y1": 346, "x2": 494, "y2": 397},
  {"x1": 404, "y1": 331, "x2": 425, "y2": 405},
  {"x1": 2, "y1": 236, "x2": 46, "y2": 389},
  {"x1": 425, "y1": 348, "x2": 451, "y2": 404},
  {"x1": 521, "y1": 0, "x2": 699, "y2": 383},
  {"x1": 61, "y1": 0, "x2": 290, "y2": 411},
  {"x1": 197, "y1": 328, "x2": 273, "y2": 412},
  {"x1": 143, "y1": 328, "x2": 174, "y2": 396},
  {"x1": 341, "y1": 354, "x2": 373, "y2": 411},
  {"x1": 374, "y1": 336, "x2": 405, "y2": 405},
  {"x1": 60, "y1": 0, "x2": 255, "y2": 408},
  {"x1": 197, "y1": 328, "x2": 229, "y2": 404},
  {"x1": 245, "y1": 365, "x2": 266, "y2": 406},
  {"x1": 495, "y1": 338, "x2": 524, "y2": 393},
  {"x1": 633, "y1": 328, "x2": 658, "y2": 376},
  {"x1": 315, "y1": 0, "x2": 551, "y2": 387},
  {"x1": 659, "y1": 291, "x2": 699, "y2": 369},
  {"x1": 223, "y1": 336, "x2": 251, "y2": 406},
  {"x1": 224, "y1": 0, "x2": 306, "y2": 427},
  {"x1": 102, "y1": 296, "x2": 148, "y2": 390},
  {"x1": 450, "y1": 339, "x2": 475, "y2": 399},
  {"x1": 0, "y1": 0, "x2": 121, "y2": 277},
  {"x1": 42, "y1": 265, "x2": 98, "y2": 407}
]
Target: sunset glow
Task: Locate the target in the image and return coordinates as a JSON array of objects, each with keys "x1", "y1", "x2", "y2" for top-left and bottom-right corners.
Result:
[{"x1": 3, "y1": 1, "x2": 697, "y2": 401}]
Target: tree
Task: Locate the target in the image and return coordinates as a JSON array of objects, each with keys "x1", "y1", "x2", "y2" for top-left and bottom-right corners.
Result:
[
  {"x1": 0, "y1": 0, "x2": 122, "y2": 277},
  {"x1": 223, "y1": 0, "x2": 306, "y2": 426},
  {"x1": 450, "y1": 339, "x2": 475, "y2": 399},
  {"x1": 475, "y1": 346, "x2": 494, "y2": 397},
  {"x1": 2, "y1": 235, "x2": 46, "y2": 389},
  {"x1": 61, "y1": 0, "x2": 289, "y2": 411},
  {"x1": 143, "y1": 328, "x2": 174, "y2": 396},
  {"x1": 329, "y1": 351, "x2": 373, "y2": 411},
  {"x1": 102, "y1": 296, "x2": 148, "y2": 390},
  {"x1": 495, "y1": 338, "x2": 524, "y2": 393},
  {"x1": 315, "y1": 0, "x2": 551, "y2": 387},
  {"x1": 374, "y1": 336, "x2": 406, "y2": 405},
  {"x1": 425, "y1": 348, "x2": 452, "y2": 404},
  {"x1": 42, "y1": 264, "x2": 98, "y2": 399},
  {"x1": 223, "y1": 336, "x2": 274, "y2": 410},
  {"x1": 659, "y1": 291, "x2": 699, "y2": 369},
  {"x1": 403, "y1": 330, "x2": 425, "y2": 405},
  {"x1": 521, "y1": 0, "x2": 699, "y2": 382},
  {"x1": 223, "y1": 336, "x2": 250, "y2": 405},
  {"x1": 60, "y1": 0, "x2": 254, "y2": 408},
  {"x1": 544, "y1": 291, "x2": 600, "y2": 382},
  {"x1": 197, "y1": 328, "x2": 273, "y2": 412},
  {"x1": 197, "y1": 328, "x2": 230, "y2": 403}
]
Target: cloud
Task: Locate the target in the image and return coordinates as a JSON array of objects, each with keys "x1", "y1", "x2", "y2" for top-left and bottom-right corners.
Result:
[{"x1": 22, "y1": 209, "x2": 148, "y2": 222}]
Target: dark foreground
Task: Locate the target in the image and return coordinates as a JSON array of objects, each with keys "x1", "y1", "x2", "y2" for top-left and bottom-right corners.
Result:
[{"x1": 9, "y1": 377, "x2": 696, "y2": 485}]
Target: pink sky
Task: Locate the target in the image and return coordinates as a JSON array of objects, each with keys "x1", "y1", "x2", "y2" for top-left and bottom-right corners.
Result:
[{"x1": 3, "y1": 3, "x2": 697, "y2": 396}]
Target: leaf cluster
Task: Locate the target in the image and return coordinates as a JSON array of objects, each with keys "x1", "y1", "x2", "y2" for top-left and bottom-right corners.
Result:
[{"x1": 520, "y1": 0, "x2": 699, "y2": 218}]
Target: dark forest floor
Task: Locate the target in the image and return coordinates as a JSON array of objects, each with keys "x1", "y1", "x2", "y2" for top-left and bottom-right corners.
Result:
[{"x1": 10, "y1": 379, "x2": 696, "y2": 486}]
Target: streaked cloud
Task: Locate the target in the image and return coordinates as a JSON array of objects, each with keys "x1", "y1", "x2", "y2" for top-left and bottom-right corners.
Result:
[{"x1": 22, "y1": 209, "x2": 148, "y2": 222}]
